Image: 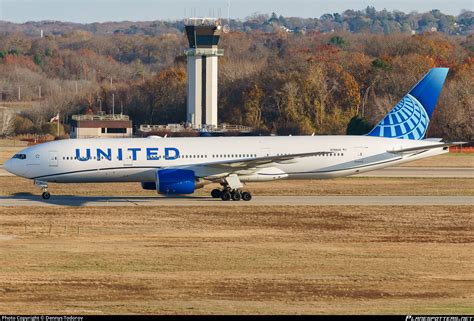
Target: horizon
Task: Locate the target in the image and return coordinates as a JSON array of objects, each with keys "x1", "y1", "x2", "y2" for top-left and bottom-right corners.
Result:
[{"x1": 0, "y1": 0, "x2": 472, "y2": 24}]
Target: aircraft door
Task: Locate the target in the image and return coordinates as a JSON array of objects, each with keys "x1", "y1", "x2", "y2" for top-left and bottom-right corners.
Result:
[
  {"x1": 260, "y1": 148, "x2": 271, "y2": 157},
  {"x1": 48, "y1": 151, "x2": 58, "y2": 167}
]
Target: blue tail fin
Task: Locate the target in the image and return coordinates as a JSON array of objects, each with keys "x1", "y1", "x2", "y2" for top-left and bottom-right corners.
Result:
[{"x1": 367, "y1": 68, "x2": 448, "y2": 140}]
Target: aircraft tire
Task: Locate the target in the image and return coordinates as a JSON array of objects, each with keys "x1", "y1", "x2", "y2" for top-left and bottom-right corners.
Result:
[
  {"x1": 211, "y1": 189, "x2": 222, "y2": 198},
  {"x1": 221, "y1": 191, "x2": 232, "y2": 201},
  {"x1": 231, "y1": 191, "x2": 241, "y2": 201},
  {"x1": 42, "y1": 192, "x2": 51, "y2": 200},
  {"x1": 241, "y1": 192, "x2": 252, "y2": 201}
]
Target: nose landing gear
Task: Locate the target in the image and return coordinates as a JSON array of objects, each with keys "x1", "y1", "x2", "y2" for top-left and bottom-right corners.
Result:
[{"x1": 34, "y1": 180, "x2": 51, "y2": 199}]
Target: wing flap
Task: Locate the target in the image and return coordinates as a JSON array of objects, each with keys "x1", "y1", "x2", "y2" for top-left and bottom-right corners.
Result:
[{"x1": 205, "y1": 151, "x2": 330, "y2": 170}]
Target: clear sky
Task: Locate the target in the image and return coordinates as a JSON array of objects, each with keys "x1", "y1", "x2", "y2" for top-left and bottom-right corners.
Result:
[{"x1": 0, "y1": 0, "x2": 472, "y2": 23}]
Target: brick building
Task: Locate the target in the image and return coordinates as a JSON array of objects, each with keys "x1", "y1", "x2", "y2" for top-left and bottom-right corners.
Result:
[{"x1": 70, "y1": 114, "x2": 132, "y2": 138}]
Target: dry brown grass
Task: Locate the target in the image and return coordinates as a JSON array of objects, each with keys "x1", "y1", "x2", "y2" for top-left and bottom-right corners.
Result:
[
  {"x1": 0, "y1": 101, "x2": 34, "y2": 109},
  {"x1": 1, "y1": 176, "x2": 473, "y2": 197},
  {"x1": 0, "y1": 205, "x2": 472, "y2": 314},
  {"x1": 0, "y1": 140, "x2": 28, "y2": 165},
  {"x1": 397, "y1": 153, "x2": 473, "y2": 167}
]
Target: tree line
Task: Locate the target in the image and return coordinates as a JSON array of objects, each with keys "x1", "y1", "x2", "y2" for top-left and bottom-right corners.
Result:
[
  {"x1": 0, "y1": 9, "x2": 472, "y2": 140},
  {"x1": 1, "y1": 7, "x2": 472, "y2": 36}
]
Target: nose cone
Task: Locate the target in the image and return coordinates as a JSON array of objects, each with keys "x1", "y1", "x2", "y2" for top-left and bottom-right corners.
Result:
[
  {"x1": 4, "y1": 158, "x2": 25, "y2": 177},
  {"x1": 4, "y1": 158, "x2": 14, "y2": 174}
]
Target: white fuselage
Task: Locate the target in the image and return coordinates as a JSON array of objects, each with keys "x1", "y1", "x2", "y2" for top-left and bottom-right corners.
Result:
[{"x1": 5, "y1": 135, "x2": 447, "y2": 184}]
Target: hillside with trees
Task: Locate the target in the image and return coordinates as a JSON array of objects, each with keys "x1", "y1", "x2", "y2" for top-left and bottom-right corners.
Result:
[{"x1": 0, "y1": 7, "x2": 472, "y2": 140}]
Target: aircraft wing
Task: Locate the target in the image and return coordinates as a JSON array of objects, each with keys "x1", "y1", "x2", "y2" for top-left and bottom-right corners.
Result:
[
  {"x1": 388, "y1": 142, "x2": 466, "y2": 154},
  {"x1": 200, "y1": 151, "x2": 331, "y2": 170}
]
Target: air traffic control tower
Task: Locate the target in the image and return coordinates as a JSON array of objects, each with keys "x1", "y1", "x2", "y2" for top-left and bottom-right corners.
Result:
[{"x1": 185, "y1": 18, "x2": 224, "y2": 128}]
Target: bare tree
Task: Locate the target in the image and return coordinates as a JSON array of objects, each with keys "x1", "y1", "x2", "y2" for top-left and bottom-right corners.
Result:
[{"x1": 0, "y1": 108, "x2": 16, "y2": 137}]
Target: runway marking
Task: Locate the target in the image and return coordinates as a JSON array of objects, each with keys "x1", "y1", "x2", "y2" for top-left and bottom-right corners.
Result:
[{"x1": 126, "y1": 198, "x2": 140, "y2": 206}]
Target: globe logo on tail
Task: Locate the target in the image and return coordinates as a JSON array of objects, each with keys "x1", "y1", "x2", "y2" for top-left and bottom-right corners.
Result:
[
  {"x1": 368, "y1": 94, "x2": 429, "y2": 140},
  {"x1": 366, "y1": 68, "x2": 448, "y2": 140}
]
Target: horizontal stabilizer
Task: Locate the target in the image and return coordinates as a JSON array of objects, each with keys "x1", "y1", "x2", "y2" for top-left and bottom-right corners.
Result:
[{"x1": 388, "y1": 141, "x2": 466, "y2": 154}]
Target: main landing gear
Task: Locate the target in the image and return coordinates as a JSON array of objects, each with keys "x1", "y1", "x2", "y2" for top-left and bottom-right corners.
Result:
[
  {"x1": 211, "y1": 188, "x2": 252, "y2": 202},
  {"x1": 210, "y1": 174, "x2": 252, "y2": 201},
  {"x1": 35, "y1": 180, "x2": 51, "y2": 199}
]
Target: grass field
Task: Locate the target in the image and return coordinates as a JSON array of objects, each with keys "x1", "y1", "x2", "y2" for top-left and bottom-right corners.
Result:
[
  {"x1": 397, "y1": 152, "x2": 473, "y2": 167},
  {"x1": 0, "y1": 205, "x2": 472, "y2": 314}
]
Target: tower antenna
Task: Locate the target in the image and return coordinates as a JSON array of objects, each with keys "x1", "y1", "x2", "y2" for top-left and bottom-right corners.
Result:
[
  {"x1": 222, "y1": 0, "x2": 231, "y2": 33},
  {"x1": 227, "y1": 0, "x2": 230, "y2": 25}
]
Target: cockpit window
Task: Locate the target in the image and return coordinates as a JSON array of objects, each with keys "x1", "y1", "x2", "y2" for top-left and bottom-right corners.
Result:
[{"x1": 12, "y1": 154, "x2": 26, "y2": 160}]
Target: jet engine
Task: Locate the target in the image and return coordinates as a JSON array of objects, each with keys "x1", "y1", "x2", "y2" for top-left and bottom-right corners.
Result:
[{"x1": 155, "y1": 169, "x2": 195, "y2": 195}]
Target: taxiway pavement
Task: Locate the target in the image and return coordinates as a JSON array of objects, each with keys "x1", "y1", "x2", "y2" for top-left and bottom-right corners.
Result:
[{"x1": 1, "y1": 195, "x2": 472, "y2": 207}]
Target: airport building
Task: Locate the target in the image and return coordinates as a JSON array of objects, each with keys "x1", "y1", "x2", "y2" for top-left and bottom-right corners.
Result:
[
  {"x1": 137, "y1": 18, "x2": 253, "y2": 136},
  {"x1": 185, "y1": 18, "x2": 224, "y2": 129},
  {"x1": 70, "y1": 113, "x2": 132, "y2": 138}
]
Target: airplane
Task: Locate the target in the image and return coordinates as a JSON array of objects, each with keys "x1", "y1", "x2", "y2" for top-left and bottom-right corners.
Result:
[{"x1": 4, "y1": 67, "x2": 461, "y2": 201}]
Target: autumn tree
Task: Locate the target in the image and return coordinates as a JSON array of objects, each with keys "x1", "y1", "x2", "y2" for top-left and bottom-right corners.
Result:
[{"x1": 242, "y1": 84, "x2": 264, "y2": 128}]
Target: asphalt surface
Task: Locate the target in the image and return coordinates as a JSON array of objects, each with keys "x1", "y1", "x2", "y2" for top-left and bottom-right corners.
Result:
[{"x1": 0, "y1": 195, "x2": 472, "y2": 207}]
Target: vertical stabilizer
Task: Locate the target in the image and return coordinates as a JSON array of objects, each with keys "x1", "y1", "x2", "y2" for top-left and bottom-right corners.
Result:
[{"x1": 367, "y1": 68, "x2": 448, "y2": 140}]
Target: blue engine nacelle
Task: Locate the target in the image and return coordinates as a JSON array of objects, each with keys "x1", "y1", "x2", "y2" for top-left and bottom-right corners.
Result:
[{"x1": 156, "y1": 169, "x2": 195, "y2": 195}]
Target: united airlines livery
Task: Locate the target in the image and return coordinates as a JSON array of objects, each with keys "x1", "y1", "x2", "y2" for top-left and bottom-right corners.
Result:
[{"x1": 5, "y1": 68, "x2": 460, "y2": 201}]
